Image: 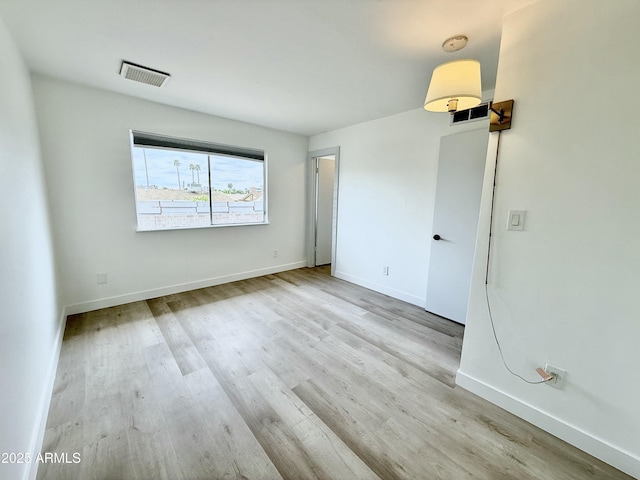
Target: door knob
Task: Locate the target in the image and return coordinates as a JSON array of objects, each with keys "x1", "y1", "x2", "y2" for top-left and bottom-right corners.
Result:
[{"x1": 433, "y1": 234, "x2": 441, "y2": 241}]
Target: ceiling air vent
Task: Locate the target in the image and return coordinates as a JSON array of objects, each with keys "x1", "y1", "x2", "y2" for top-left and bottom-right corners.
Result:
[
  {"x1": 119, "y1": 61, "x2": 170, "y2": 87},
  {"x1": 450, "y1": 101, "x2": 491, "y2": 126}
]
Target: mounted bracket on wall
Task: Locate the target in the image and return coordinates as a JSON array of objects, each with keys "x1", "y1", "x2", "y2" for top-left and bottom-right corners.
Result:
[{"x1": 489, "y1": 99, "x2": 514, "y2": 132}]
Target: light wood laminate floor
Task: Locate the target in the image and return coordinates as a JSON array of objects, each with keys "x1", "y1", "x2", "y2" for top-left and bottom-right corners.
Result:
[{"x1": 39, "y1": 267, "x2": 631, "y2": 479}]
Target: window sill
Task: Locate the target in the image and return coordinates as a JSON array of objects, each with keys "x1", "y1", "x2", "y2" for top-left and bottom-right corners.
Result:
[{"x1": 136, "y1": 221, "x2": 270, "y2": 232}]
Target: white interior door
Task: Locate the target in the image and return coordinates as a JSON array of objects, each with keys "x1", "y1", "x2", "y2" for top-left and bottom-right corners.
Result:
[
  {"x1": 425, "y1": 129, "x2": 489, "y2": 324},
  {"x1": 315, "y1": 156, "x2": 335, "y2": 266}
]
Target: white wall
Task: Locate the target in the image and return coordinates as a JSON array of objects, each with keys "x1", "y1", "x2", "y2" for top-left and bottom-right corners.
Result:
[
  {"x1": 32, "y1": 76, "x2": 309, "y2": 312},
  {"x1": 309, "y1": 108, "x2": 489, "y2": 306},
  {"x1": 457, "y1": 1, "x2": 640, "y2": 477},
  {"x1": 0, "y1": 19, "x2": 63, "y2": 480}
]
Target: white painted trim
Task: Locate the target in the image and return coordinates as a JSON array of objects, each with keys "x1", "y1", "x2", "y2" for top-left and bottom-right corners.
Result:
[
  {"x1": 456, "y1": 370, "x2": 640, "y2": 479},
  {"x1": 307, "y1": 147, "x2": 340, "y2": 276},
  {"x1": 25, "y1": 308, "x2": 68, "y2": 480},
  {"x1": 334, "y1": 270, "x2": 424, "y2": 308},
  {"x1": 65, "y1": 261, "x2": 307, "y2": 315}
]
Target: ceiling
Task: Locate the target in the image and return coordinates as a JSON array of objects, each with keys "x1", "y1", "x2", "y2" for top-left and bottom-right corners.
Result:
[{"x1": 0, "y1": 0, "x2": 537, "y2": 136}]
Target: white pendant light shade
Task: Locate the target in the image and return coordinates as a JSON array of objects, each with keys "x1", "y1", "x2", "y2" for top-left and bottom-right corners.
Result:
[{"x1": 424, "y1": 59, "x2": 482, "y2": 112}]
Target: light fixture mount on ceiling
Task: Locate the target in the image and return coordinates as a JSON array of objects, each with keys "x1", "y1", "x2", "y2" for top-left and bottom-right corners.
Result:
[{"x1": 442, "y1": 35, "x2": 468, "y2": 52}]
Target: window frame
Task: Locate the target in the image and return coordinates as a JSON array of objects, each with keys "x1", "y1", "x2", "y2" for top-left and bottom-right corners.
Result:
[{"x1": 129, "y1": 130, "x2": 268, "y2": 232}]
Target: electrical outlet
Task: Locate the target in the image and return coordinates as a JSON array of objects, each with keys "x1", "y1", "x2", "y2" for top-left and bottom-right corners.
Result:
[
  {"x1": 544, "y1": 364, "x2": 567, "y2": 389},
  {"x1": 273, "y1": 250, "x2": 278, "y2": 257},
  {"x1": 382, "y1": 266, "x2": 389, "y2": 276},
  {"x1": 97, "y1": 272, "x2": 108, "y2": 285}
]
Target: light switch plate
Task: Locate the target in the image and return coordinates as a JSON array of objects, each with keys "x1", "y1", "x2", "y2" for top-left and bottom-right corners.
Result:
[{"x1": 507, "y1": 210, "x2": 526, "y2": 231}]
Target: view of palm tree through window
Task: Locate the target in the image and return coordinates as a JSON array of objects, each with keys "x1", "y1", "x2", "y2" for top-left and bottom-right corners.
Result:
[{"x1": 132, "y1": 146, "x2": 265, "y2": 230}]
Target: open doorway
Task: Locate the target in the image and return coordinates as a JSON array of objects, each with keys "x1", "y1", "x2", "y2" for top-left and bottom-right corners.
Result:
[{"x1": 308, "y1": 147, "x2": 340, "y2": 275}]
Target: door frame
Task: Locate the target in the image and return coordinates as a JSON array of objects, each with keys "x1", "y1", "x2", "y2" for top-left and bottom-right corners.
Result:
[{"x1": 307, "y1": 147, "x2": 340, "y2": 275}]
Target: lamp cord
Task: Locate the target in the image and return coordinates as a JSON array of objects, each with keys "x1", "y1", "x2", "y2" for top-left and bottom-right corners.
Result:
[{"x1": 484, "y1": 131, "x2": 546, "y2": 385}]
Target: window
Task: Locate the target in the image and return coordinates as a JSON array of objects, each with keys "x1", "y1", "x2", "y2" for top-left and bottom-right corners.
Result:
[{"x1": 130, "y1": 131, "x2": 267, "y2": 231}]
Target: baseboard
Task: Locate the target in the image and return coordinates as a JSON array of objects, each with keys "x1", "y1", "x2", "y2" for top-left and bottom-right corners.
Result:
[
  {"x1": 25, "y1": 307, "x2": 68, "y2": 480},
  {"x1": 65, "y1": 261, "x2": 308, "y2": 315},
  {"x1": 456, "y1": 370, "x2": 640, "y2": 479},
  {"x1": 334, "y1": 270, "x2": 425, "y2": 308}
]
